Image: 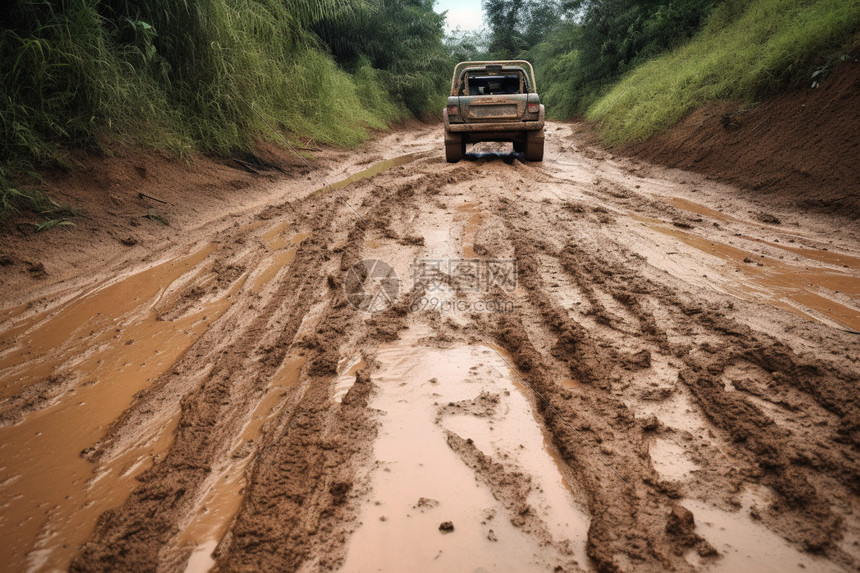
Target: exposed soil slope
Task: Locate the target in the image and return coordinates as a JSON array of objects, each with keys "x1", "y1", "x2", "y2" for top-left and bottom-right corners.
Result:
[{"x1": 622, "y1": 54, "x2": 860, "y2": 218}]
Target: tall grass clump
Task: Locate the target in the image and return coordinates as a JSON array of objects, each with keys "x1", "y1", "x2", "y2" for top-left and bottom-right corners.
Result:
[
  {"x1": 0, "y1": 0, "x2": 182, "y2": 216},
  {"x1": 587, "y1": 0, "x2": 860, "y2": 144},
  {"x1": 0, "y1": 0, "x2": 424, "y2": 219},
  {"x1": 310, "y1": 0, "x2": 450, "y2": 118},
  {"x1": 144, "y1": 0, "x2": 394, "y2": 150},
  {"x1": 1, "y1": 1, "x2": 180, "y2": 161}
]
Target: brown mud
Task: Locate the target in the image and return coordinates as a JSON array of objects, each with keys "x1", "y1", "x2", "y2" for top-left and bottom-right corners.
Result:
[{"x1": 0, "y1": 118, "x2": 858, "y2": 572}]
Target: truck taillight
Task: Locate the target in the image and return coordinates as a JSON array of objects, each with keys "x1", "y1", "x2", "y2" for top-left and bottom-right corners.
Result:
[
  {"x1": 528, "y1": 103, "x2": 540, "y2": 113},
  {"x1": 447, "y1": 104, "x2": 459, "y2": 116}
]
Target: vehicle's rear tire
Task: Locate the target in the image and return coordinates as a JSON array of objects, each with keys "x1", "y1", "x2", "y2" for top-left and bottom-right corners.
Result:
[
  {"x1": 445, "y1": 133, "x2": 465, "y2": 163},
  {"x1": 524, "y1": 129, "x2": 544, "y2": 162},
  {"x1": 513, "y1": 140, "x2": 525, "y2": 153}
]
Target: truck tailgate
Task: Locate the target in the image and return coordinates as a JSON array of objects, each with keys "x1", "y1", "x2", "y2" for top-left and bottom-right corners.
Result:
[{"x1": 459, "y1": 95, "x2": 527, "y2": 121}]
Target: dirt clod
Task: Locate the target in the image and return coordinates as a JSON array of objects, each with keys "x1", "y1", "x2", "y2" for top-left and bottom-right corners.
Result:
[
  {"x1": 27, "y1": 262, "x2": 46, "y2": 277},
  {"x1": 415, "y1": 497, "x2": 439, "y2": 511},
  {"x1": 756, "y1": 212, "x2": 781, "y2": 225}
]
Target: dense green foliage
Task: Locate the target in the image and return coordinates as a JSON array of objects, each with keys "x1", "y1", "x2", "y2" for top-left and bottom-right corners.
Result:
[
  {"x1": 534, "y1": 0, "x2": 719, "y2": 117},
  {"x1": 588, "y1": 0, "x2": 860, "y2": 143},
  {"x1": 482, "y1": 0, "x2": 859, "y2": 143},
  {"x1": 482, "y1": 0, "x2": 568, "y2": 58},
  {"x1": 0, "y1": 0, "x2": 449, "y2": 218},
  {"x1": 312, "y1": 0, "x2": 449, "y2": 116},
  {"x1": 5, "y1": 0, "x2": 856, "y2": 219},
  {"x1": 480, "y1": 0, "x2": 719, "y2": 116},
  {"x1": 1, "y1": 1, "x2": 388, "y2": 159}
]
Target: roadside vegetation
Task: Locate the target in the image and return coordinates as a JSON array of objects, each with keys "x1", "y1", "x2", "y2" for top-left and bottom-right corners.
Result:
[
  {"x1": 483, "y1": 0, "x2": 860, "y2": 143},
  {"x1": 3, "y1": 0, "x2": 858, "y2": 220},
  {"x1": 0, "y1": 0, "x2": 449, "y2": 219},
  {"x1": 588, "y1": 0, "x2": 860, "y2": 143},
  {"x1": 481, "y1": 0, "x2": 720, "y2": 115}
]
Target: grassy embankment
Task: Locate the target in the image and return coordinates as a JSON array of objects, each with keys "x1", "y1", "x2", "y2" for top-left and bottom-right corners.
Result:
[
  {"x1": 0, "y1": 1, "x2": 410, "y2": 220},
  {"x1": 587, "y1": 0, "x2": 860, "y2": 144}
]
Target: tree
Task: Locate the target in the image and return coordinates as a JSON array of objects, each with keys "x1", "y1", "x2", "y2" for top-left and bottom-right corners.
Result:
[
  {"x1": 482, "y1": 0, "x2": 565, "y2": 59},
  {"x1": 312, "y1": 0, "x2": 448, "y2": 114},
  {"x1": 524, "y1": 0, "x2": 720, "y2": 115}
]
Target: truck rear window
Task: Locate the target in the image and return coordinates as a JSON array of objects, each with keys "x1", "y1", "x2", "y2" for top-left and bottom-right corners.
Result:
[{"x1": 467, "y1": 74, "x2": 522, "y2": 96}]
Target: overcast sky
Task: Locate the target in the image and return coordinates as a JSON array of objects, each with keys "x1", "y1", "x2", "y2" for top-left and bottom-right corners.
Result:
[{"x1": 434, "y1": 0, "x2": 485, "y2": 32}]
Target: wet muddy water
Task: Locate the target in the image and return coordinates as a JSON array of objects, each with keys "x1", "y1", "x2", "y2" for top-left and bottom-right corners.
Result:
[
  {"x1": 323, "y1": 152, "x2": 424, "y2": 194},
  {"x1": 0, "y1": 246, "x2": 237, "y2": 572},
  {"x1": 0, "y1": 152, "x2": 429, "y2": 572},
  {"x1": 179, "y1": 354, "x2": 308, "y2": 573},
  {"x1": 634, "y1": 217, "x2": 859, "y2": 331},
  {"x1": 1, "y1": 124, "x2": 858, "y2": 572},
  {"x1": 339, "y1": 328, "x2": 590, "y2": 572},
  {"x1": 455, "y1": 202, "x2": 486, "y2": 259},
  {"x1": 683, "y1": 492, "x2": 845, "y2": 573}
]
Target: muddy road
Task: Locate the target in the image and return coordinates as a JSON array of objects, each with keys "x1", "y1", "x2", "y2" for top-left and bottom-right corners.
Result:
[{"x1": 1, "y1": 122, "x2": 859, "y2": 572}]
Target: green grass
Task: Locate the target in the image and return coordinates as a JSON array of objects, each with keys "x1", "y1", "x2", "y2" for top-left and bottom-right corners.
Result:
[
  {"x1": 34, "y1": 219, "x2": 75, "y2": 232},
  {"x1": 0, "y1": 0, "x2": 407, "y2": 221},
  {"x1": 587, "y1": 0, "x2": 860, "y2": 144}
]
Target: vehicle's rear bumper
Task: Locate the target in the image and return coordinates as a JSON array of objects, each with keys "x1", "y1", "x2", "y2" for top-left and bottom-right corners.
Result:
[
  {"x1": 444, "y1": 106, "x2": 544, "y2": 134},
  {"x1": 447, "y1": 121, "x2": 544, "y2": 133}
]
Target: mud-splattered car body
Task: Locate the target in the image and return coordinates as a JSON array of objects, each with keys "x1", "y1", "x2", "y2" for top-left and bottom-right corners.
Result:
[{"x1": 444, "y1": 60, "x2": 545, "y2": 162}]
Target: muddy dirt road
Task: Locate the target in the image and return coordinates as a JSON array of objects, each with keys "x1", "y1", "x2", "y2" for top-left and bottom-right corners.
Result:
[{"x1": 1, "y1": 122, "x2": 859, "y2": 572}]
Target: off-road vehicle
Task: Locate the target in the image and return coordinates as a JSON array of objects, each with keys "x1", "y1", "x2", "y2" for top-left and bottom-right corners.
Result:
[{"x1": 443, "y1": 60, "x2": 545, "y2": 163}]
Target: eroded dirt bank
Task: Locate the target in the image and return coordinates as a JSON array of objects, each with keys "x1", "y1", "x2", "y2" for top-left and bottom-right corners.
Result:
[
  {"x1": 621, "y1": 52, "x2": 860, "y2": 218},
  {"x1": 1, "y1": 122, "x2": 858, "y2": 572}
]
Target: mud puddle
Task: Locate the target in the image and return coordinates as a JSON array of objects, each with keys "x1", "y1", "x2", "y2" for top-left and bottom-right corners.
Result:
[
  {"x1": 649, "y1": 438, "x2": 699, "y2": 481},
  {"x1": 0, "y1": 302, "x2": 44, "y2": 348},
  {"x1": 178, "y1": 465, "x2": 245, "y2": 573},
  {"x1": 743, "y1": 236, "x2": 860, "y2": 269},
  {"x1": 322, "y1": 152, "x2": 424, "y2": 194},
  {"x1": 683, "y1": 490, "x2": 845, "y2": 572},
  {"x1": 0, "y1": 246, "x2": 213, "y2": 396},
  {"x1": 250, "y1": 227, "x2": 312, "y2": 294},
  {"x1": 333, "y1": 355, "x2": 367, "y2": 404},
  {"x1": 656, "y1": 196, "x2": 799, "y2": 235},
  {"x1": 654, "y1": 196, "x2": 860, "y2": 268},
  {"x1": 455, "y1": 202, "x2": 485, "y2": 259},
  {"x1": 339, "y1": 327, "x2": 590, "y2": 572},
  {"x1": 0, "y1": 245, "x2": 243, "y2": 572},
  {"x1": 657, "y1": 196, "x2": 738, "y2": 225},
  {"x1": 637, "y1": 218, "x2": 859, "y2": 331},
  {"x1": 0, "y1": 301, "x2": 29, "y2": 324}
]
